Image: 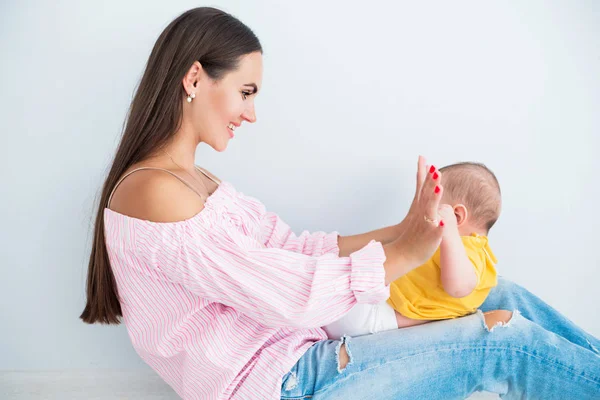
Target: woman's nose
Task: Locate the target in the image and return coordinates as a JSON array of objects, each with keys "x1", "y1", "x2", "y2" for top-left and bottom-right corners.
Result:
[{"x1": 242, "y1": 103, "x2": 256, "y2": 123}]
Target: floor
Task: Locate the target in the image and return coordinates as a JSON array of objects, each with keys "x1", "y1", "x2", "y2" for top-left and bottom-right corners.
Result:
[{"x1": 1, "y1": 370, "x2": 500, "y2": 399}]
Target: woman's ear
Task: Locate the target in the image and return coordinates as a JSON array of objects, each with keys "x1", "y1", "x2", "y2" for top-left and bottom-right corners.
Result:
[
  {"x1": 454, "y1": 204, "x2": 468, "y2": 226},
  {"x1": 181, "y1": 61, "x2": 203, "y2": 96}
]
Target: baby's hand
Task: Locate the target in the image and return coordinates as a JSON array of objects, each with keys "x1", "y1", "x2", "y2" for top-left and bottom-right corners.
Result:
[{"x1": 437, "y1": 204, "x2": 457, "y2": 232}]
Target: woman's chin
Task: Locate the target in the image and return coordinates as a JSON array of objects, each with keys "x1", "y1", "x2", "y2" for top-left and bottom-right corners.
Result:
[{"x1": 213, "y1": 140, "x2": 229, "y2": 153}]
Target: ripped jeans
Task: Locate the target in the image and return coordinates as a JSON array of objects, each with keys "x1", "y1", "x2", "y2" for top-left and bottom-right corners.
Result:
[{"x1": 280, "y1": 278, "x2": 600, "y2": 399}]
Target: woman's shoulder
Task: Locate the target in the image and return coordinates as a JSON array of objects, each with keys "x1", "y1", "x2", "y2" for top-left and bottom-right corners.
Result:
[{"x1": 108, "y1": 164, "x2": 212, "y2": 223}]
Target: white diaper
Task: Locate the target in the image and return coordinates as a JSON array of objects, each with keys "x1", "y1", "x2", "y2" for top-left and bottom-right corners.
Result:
[{"x1": 323, "y1": 300, "x2": 398, "y2": 339}]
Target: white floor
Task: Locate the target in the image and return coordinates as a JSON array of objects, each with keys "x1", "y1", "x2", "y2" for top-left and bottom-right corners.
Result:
[{"x1": 1, "y1": 370, "x2": 499, "y2": 399}]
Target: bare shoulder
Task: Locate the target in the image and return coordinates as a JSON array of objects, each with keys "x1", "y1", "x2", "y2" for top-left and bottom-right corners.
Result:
[{"x1": 108, "y1": 169, "x2": 206, "y2": 223}]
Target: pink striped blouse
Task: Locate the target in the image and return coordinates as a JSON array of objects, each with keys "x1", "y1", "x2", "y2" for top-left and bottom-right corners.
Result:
[{"x1": 104, "y1": 179, "x2": 389, "y2": 399}]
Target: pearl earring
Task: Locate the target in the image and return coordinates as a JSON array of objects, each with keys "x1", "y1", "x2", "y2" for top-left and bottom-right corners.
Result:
[{"x1": 187, "y1": 92, "x2": 196, "y2": 103}]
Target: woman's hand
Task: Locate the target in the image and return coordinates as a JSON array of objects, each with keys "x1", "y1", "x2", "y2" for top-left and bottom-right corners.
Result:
[{"x1": 383, "y1": 156, "x2": 445, "y2": 283}]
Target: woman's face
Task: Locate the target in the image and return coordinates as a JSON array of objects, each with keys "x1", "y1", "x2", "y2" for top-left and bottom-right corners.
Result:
[{"x1": 186, "y1": 51, "x2": 263, "y2": 152}]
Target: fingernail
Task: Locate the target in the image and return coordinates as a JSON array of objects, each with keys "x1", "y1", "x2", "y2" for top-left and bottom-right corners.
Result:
[
  {"x1": 429, "y1": 165, "x2": 436, "y2": 173},
  {"x1": 440, "y1": 220, "x2": 445, "y2": 227},
  {"x1": 433, "y1": 172, "x2": 439, "y2": 180},
  {"x1": 434, "y1": 185, "x2": 440, "y2": 194}
]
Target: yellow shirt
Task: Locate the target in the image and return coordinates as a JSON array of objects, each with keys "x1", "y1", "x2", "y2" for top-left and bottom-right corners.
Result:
[{"x1": 387, "y1": 233, "x2": 498, "y2": 320}]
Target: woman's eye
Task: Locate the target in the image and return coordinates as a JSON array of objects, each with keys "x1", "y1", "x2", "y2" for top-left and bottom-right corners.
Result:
[{"x1": 242, "y1": 91, "x2": 252, "y2": 100}]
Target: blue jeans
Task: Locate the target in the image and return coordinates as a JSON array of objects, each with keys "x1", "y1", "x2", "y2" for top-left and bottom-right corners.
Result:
[{"x1": 280, "y1": 278, "x2": 600, "y2": 399}]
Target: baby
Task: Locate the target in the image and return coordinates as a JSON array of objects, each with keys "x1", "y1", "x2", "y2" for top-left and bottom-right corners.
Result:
[{"x1": 324, "y1": 162, "x2": 501, "y2": 338}]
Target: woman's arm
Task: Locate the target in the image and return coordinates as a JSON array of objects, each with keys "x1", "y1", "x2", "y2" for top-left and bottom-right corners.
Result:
[
  {"x1": 131, "y1": 156, "x2": 445, "y2": 328},
  {"x1": 261, "y1": 211, "x2": 341, "y2": 257},
  {"x1": 338, "y1": 222, "x2": 405, "y2": 257},
  {"x1": 262, "y1": 208, "x2": 406, "y2": 258},
  {"x1": 138, "y1": 222, "x2": 391, "y2": 329}
]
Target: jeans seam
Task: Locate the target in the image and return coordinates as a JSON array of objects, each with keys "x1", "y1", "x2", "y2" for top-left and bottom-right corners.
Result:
[{"x1": 312, "y1": 345, "x2": 599, "y2": 396}]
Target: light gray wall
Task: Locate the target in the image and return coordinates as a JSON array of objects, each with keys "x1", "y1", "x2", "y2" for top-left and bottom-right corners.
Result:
[{"x1": 1, "y1": 0, "x2": 598, "y2": 371}]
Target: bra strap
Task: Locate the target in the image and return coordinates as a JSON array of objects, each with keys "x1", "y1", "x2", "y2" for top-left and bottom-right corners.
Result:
[
  {"x1": 107, "y1": 167, "x2": 204, "y2": 209},
  {"x1": 195, "y1": 166, "x2": 221, "y2": 185}
]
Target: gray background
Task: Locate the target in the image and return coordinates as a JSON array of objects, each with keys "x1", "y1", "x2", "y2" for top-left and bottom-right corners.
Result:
[{"x1": 2, "y1": 0, "x2": 598, "y2": 381}]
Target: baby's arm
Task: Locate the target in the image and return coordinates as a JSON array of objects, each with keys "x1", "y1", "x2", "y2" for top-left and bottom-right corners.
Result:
[{"x1": 437, "y1": 205, "x2": 478, "y2": 298}]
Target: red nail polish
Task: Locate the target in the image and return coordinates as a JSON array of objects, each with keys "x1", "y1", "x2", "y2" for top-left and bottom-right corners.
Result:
[
  {"x1": 429, "y1": 165, "x2": 436, "y2": 173},
  {"x1": 434, "y1": 185, "x2": 440, "y2": 194},
  {"x1": 433, "y1": 172, "x2": 439, "y2": 180},
  {"x1": 440, "y1": 220, "x2": 445, "y2": 227}
]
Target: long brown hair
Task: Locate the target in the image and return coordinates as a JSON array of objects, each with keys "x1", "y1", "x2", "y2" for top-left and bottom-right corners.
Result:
[{"x1": 80, "y1": 7, "x2": 262, "y2": 324}]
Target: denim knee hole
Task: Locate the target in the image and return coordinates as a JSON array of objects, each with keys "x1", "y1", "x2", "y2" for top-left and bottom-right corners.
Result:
[
  {"x1": 479, "y1": 309, "x2": 520, "y2": 332},
  {"x1": 335, "y1": 335, "x2": 353, "y2": 373}
]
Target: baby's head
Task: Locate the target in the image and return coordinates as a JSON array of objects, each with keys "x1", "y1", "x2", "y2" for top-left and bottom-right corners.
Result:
[{"x1": 439, "y1": 162, "x2": 501, "y2": 236}]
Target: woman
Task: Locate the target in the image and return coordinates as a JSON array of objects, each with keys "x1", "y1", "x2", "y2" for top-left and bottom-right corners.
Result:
[{"x1": 80, "y1": 7, "x2": 600, "y2": 399}]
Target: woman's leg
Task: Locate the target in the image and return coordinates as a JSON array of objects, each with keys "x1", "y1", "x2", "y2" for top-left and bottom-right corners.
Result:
[
  {"x1": 481, "y1": 277, "x2": 600, "y2": 354},
  {"x1": 281, "y1": 311, "x2": 600, "y2": 399}
]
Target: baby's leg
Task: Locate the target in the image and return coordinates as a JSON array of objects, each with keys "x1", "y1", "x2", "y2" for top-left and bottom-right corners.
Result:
[{"x1": 394, "y1": 310, "x2": 433, "y2": 328}]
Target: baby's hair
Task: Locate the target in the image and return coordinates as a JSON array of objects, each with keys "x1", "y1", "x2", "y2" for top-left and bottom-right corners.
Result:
[{"x1": 439, "y1": 162, "x2": 501, "y2": 233}]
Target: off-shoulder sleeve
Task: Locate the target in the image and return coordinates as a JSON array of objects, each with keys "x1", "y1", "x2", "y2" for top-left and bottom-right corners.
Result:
[
  {"x1": 260, "y1": 211, "x2": 340, "y2": 257},
  {"x1": 135, "y1": 214, "x2": 389, "y2": 329}
]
